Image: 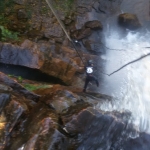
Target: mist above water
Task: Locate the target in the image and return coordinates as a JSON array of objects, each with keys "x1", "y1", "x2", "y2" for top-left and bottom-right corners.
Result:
[{"x1": 98, "y1": 29, "x2": 150, "y2": 134}]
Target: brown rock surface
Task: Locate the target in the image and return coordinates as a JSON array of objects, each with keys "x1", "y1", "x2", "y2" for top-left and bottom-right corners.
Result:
[
  {"x1": 17, "y1": 9, "x2": 28, "y2": 20},
  {"x1": 77, "y1": 28, "x2": 92, "y2": 40},
  {"x1": 84, "y1": 20, "x2": 103, "y2": 30},
  {"x1": 0, "y1": 40, "x2": 82, "y2": 85},
  {"x1": 0, "y1": 72, "x2": 40, "y2": 101},
  {"x1": 13, "y1": 0, "x2": 26, "y2": 5},
  {"x1": 118, "y1": 13, "x2": 141, "y2": 30}
]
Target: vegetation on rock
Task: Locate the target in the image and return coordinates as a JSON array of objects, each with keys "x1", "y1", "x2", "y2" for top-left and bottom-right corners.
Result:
[
  {"x1": 0, "y1": 0, "x2": 15, "y2": 25},
  {"x1": 24, "y1": 83, "x2": 52, "y2": 91},
  {"x1": 0, "y1": 26, "x2": 19, "y2": 42},
  {"x1": 54, "y1": 0, "x2": 75, "y2": 14}
]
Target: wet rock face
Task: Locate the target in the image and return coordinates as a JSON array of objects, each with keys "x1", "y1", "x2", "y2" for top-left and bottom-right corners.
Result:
[
  {"x1": 8, "y1": 20, "x2": 28, "y2": 33},
  {"x1": 0, "y1": 79, "x2": 37, "y2": 149},
  {"x1": 0, "y1": 77, "x2": 144, "y2": 150},
  {"x1": 0, "y1": 84, "x2": 12, "y2": 93},
  {"x1": 76, "y1": 0, "x2": 94, "y2": 15},
  {"x1": 0, "y1": 72, "x2": 111, "y2": 150},
  {"x1": 0, "y1": 78, "x2": 70, "y2": 150},
  {"x1": 82, "y1": 39, "x2": 104, "y2": 54},
  {"x1": 40, "y1": 58, "x2": 76, "y2": 85},
  {"x1": 0, "y1": 72, "x2": 40, "y2": 101},
  {"x1": 6, "y1": 101, "x2": 68, "y2": 150},
  {"x1": 71, "y1": 20, "x2": 103, "y2": 41},
  {"x1": 13, "y1": 0, "x2": 26, "y2": 5},
  {"x1": 44, "y1": 25, "x2": 64, "y2": 39},
  {"x1": 0, "y1": 93, "x2": 11, "y2": 114},
  {"x1": 17, "y1": 9, "x2": 28, "y2": 20},
  {"x1": 84, "y1": 20, "x2": 103, "y2": 30},
  {"x1": 121, "y1": 0, "x2": 150, "y2": 23},
  {"x1": 122, "y1": 132, "x2": 150, "y2": 150},
  {"x1": 23, "y1": 117, "x2": 68, "y2": 150},
  {"x1": 4, "y1": 99, "x2": 27, "y2": 133},
  {"x1": 0, "y1": 42, "x2": 44, "y2": 69},
  {"x1": 118, "y1": 13, "x2": 141, "y2": 30},
  {"x1": 0, "y1": 40, "x2": 80, "y2": 85},
  {"x1": 62, "y1": 107, "x2": 136, "y2": 150},
  {"x1": 71, "y1": 28, "x2": 92, "y2": 40},
  {"x1": 33, "y1": 85, "x2": 95, "y2": 118}
]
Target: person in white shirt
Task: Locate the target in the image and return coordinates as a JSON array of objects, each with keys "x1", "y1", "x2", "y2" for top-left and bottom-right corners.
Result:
[{"x1": 83, "y1": 60, "x2": 99, "y2": 92}]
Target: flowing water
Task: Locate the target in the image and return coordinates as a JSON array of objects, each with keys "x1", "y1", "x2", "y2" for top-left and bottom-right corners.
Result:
[
  {"x1": 14, "y1": 0, "x2": 150, "y2": 149},
  {"x1": 45, "y1": 0, "x2": 150, "y2": 136},
  {"x1": 95, "y1": 0, "x2": 150, "y2": 135},
  {"x1": 99, "y1": 24, "x2": 150, "y2": 135}
]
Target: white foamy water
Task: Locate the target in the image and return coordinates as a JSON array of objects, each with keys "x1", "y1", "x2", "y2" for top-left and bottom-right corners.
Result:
[{"x1": 98, "y1": 30, "x2": 150, "y2": 133}]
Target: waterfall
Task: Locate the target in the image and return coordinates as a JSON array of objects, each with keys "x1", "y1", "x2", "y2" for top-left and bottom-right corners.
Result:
[{"x1": 98, "y1": 29, "x2": 150, "y2": 134}]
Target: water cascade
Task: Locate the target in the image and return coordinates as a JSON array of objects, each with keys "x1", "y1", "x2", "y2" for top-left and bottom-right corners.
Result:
[
  {"x1": 99, "y1": 30, "x2": 150, "y2": 134},
  {"x1": 0, "y1": 0, "x2": 149, "y2": 149}
]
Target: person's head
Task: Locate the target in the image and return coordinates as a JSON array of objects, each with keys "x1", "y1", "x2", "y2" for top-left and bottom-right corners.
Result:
[{"x1": 88, "y1": 60, "x2": 93, "y2": 66}]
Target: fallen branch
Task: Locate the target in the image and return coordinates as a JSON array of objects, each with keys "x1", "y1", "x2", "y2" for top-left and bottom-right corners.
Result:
[{"x1": 109, "y1": 52, "x2": 150, "y2": 76}]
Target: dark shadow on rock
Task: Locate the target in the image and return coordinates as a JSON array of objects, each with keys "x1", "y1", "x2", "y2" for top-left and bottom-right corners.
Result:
[
  {"x1": 0, "y1": 63, "x2": 66, "y2": 85},
  {"x1": 62, "y1": 107, "x2": 136, "y2": 150},
  {"x1": 0, "y1": 93, "x2": 11, "y2": 114}
]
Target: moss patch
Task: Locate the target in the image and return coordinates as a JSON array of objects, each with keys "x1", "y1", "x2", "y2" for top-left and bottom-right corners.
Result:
[
  {"x1": 54, "y1": 0, "x2": 75, "y2": 15},
  {"x1": 0, "y1": 26, "x2": 19, "y2": 42},
  {"x1": 24, "y1": 84, "x2": 52, "y2": 91},
  {"x1": 0, "y1": 0, "x2": 15, "y2": 25}
]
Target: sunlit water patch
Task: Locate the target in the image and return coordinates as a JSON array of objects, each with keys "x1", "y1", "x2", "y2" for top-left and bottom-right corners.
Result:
[{"x1": 98, "y1": 30, "x2": 150, "y2": 134}]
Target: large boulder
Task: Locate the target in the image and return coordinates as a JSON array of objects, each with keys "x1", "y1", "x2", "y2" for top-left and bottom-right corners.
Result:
[
  {"x1": 61, "y1": 107, "x2": 136, "y2": 149},
  {"x1": 0, "y1": 84, "x2": 36, "y2": 149},
  {"x1": 84, "y1": 20, "x2": 103, "y2": 30},
  {"x1": 34, "y1": 85, "x2": 92, "y2": 114},
  {"x1": 71, "y1": 28, "x2": 92, "y2": 40},
  {"x1": 0, "y1": 42, "x2": 44, "y2": 68},
  {"x1": 118, "y1": 13, "x2": 141, "y2": 30},
  {"x1": 70, "y1": 21, "x2": 102, "y2": 44},
  {"x1": 4, "y1": 101, "x2": 68, "y2": 150},
  {"x1": 0, "y1": 40, "x2": 80, "y2": 85}
]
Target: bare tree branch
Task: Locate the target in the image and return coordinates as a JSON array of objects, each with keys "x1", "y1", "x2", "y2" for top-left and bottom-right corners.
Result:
[{"x1": 108, "y1": 52, "x2": 150, "y2": 76}]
